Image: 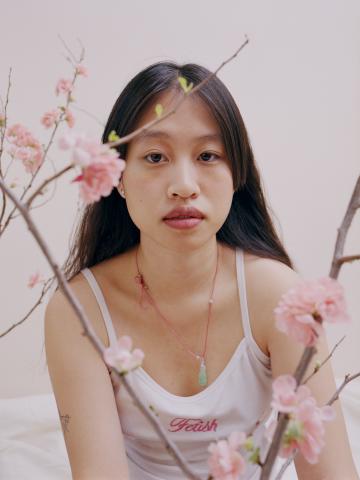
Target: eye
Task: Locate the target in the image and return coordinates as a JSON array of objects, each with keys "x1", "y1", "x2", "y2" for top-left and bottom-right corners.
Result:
[
  {"x1": 143, "y1": 151, "x2": 220, "y2": 164},
  {"x1": 143, "y1": 152, "x2": 164, "y2": 164},
  {"x1": 199, "y1": 151, "x2": 220, "y2": 162}
]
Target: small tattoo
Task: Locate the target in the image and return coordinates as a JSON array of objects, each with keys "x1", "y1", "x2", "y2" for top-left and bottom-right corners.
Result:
[{"x1": 58, "y1": 407, "x2": 71, "y2": 434}]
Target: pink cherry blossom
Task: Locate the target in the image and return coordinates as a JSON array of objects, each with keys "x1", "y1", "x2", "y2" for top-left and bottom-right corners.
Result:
[
  {"x1": 271, "y1": 374, "x2": 312, "y2": 413},
  {"x1": 6, "y1": 124, "x2": 44, "y2": 174},
  {"x1": 76, "y1": 64, "x2": 88, "y2": 77},
  {"x1": 55, "y1": 78, "x2": 73, "y2": 96},
  {"x1": 41, "y1": 109, "x2": 61, "y2": 128},
  {"x1": 279, "y1": 397, "x2": 336, "y2": 464},
  {"x1": 269, "y1": 373, "x2": 336, "y2": 465},
  {"x1": 103, "y1": 335, "x2": 144, "y2": 373},
  {"x1": 274, "y1": 277, "x2": 350, "y2": 346},
  {"x1": 28, "y1": 272, "x2": 44, "y2": 288},
  {"x1": 64, "y1": 108, "x2": 75, "y2": 128},
  {"x1": 58, "y1": 132, "x2": 125, "y2": 204},
  {"x1": 207, "y1": 431, "x2": 247, "y2": 480}
]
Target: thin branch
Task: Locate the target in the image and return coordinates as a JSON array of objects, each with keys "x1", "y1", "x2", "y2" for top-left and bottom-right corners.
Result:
[
  {"x1": 0, "y1": 67, "x2": 12, "y2": 176},
  {"x1": 0, "y1": 276, "x2": 55, "y2": 338},
  {"x1": 0, "y1": 176, "x2": 202, "y2": 480},
  {"x1": 302, "y1": 335, "x2": 346, "y2": 384},
  {"x1": 327, "y1": 371, "x2": 360, "y2": 405},
  {"x1": 337, "y1": 254, "x2": 360, "y2": 266},
  {"x1": 107, "y1": 36, "x2": 250, "y2": 150},
  {"x1": 71, "y1": 104, "x2": 106, "y2": 127},
  {"x1": 25, "y1": 165, "x2": 72, "y2": 207},
  {"x1": 11, "y1": 154, "x2": 60, "y2": 218},
  {"x1": 57, "y1": 34, "x2": 78, "y2": 65}
]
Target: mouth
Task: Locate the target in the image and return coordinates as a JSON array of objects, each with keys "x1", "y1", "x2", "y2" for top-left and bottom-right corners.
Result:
[{"x1": 163, "y1": 216, "x2": 204, "y2": 230}]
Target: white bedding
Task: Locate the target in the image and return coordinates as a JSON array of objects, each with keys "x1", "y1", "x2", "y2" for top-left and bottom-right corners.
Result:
[{"x1": 1, "y1": 378, "x2": 359, "y2": 479}]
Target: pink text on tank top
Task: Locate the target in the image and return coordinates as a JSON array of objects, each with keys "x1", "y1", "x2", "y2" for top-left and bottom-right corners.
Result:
[{"x1": 168, "y1": 417, "x2": 218, "y2": 433}]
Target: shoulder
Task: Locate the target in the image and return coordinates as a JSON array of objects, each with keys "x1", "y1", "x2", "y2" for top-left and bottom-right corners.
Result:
[
  {"x1": 45, "y1": 266, "x2": 112, "y2": 349},
  {"x1": 243, "y1": 251, "x2": 303, "y2": 353}
]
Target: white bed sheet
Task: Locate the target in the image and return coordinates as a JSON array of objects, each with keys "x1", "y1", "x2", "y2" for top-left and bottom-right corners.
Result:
[{"x1": 1, "y1": 378, "x2": 359, "y2": 480}]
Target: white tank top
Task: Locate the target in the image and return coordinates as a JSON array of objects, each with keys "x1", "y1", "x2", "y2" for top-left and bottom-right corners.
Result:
[{"x1": 81, "y1": 247, "x2": 274, "y2": 480}]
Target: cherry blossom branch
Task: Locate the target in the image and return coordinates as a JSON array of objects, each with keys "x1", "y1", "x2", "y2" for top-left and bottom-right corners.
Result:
[
  {"x1": 329, "y1": 175, "x2": 360, "y2": 279},
  {"x1": 0, "y1": 176, "x2": 202, "y2": 480},
  {"x1": 0, "y1": 51, "x2": 85, "y2": 237},
  {"x1": 259, "y1": 347, "x2": 317, "y2": 479},
  {"x1": 274, "y1": 370, "x2": 360, "y2": 480},
  {"x1": 260, "y1": 177, "x2": 360, "y2": 480},
  {"x1": 0, "y1": 276, "x2": 55, "y2": 338}
]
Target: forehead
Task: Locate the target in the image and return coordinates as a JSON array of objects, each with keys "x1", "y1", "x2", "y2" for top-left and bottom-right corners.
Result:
[{"x1": 132, "y1": 90, "x2": 223, "y2": 144}]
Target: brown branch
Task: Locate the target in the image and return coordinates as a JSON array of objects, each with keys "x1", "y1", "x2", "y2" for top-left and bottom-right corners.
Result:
[
  {"x1": 337, "y1": 254, "x2": 360, "y2": 266},
  {"x1": 329, "y1": 176, "x2": 360, "y2": 279},
  {"x1": 0, "y1": 176, "x2": 202, "y2": 480}
]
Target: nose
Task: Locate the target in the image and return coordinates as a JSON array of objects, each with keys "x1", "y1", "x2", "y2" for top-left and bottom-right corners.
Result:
[{"x1": 167, "y1": 160, "x2": 200, "y2": 199}]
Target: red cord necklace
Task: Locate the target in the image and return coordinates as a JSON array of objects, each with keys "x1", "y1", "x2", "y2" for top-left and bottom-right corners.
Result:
[{"x1": 134, "y1": 243, "x2": 220, "y2": 387}]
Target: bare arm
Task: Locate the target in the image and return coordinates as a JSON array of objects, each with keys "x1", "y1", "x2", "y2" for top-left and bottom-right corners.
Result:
[{"x1": 45, "y1": 284, "x2": 130, "y2": 480}]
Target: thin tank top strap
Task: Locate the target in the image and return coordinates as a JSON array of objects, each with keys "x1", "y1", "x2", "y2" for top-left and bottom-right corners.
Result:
[
  {"x1": 235, "y1": 248, "x2": 270, "y2": 364},
  {"x1": 80, "y1": 268, "x2": 118, "y2": 348}
]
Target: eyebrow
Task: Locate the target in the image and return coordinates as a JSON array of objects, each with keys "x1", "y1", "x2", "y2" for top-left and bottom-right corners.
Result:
[{"x1": 136, "y1": 130, "x2": 223, "y2": 143}]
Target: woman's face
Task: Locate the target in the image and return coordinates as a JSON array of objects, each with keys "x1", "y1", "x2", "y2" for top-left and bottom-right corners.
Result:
[{"x1": 118, "y1": 90, "x2": 234, "y2": 250}]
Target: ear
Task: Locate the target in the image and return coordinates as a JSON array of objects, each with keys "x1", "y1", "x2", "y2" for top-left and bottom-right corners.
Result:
[
  {"x1": 116, "y1": 175, "x2": 124, "y2": 192},
  {"x1": 117, "y1": 175, "x2": 126, "y2": 198}
]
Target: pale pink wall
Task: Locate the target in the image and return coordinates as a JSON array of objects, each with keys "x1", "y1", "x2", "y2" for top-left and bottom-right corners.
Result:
[{"x1": 1, "y1": 0, "x2": 359, "y2": 397}]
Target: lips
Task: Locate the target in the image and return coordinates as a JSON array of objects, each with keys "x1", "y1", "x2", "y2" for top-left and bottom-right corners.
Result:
[{"x1": 163, "y1": 206, "x2": 204, "y2": 220}]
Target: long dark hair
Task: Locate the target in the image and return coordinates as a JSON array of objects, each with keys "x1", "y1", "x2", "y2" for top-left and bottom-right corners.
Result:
[{"x1": 62, "y1": 61, "x2": 296, "y2": 280}]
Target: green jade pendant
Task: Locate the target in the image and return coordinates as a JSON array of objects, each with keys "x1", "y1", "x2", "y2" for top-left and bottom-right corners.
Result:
[{"x1": 198, "y1": 357, "x2": 208, "y2": 387}]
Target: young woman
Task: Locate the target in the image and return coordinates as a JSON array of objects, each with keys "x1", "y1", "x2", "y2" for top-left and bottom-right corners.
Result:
[{"x1": 45, "y1": 62, "x2": 358, "y2": 480}]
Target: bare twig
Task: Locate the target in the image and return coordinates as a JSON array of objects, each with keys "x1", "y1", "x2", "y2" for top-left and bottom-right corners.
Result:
[
  {"x1": 0, "y1": 68, "x2": 13, "y2": 227},
  {"x1": 337, "y1": 254, "x2": 360, "y2": 266},
  {"x1": 302, "y1": 335, "x2": 346, "y2": 385},
  {"x1": 71, "y1": 104, "x2": 105, "y2": 127},
  {"x1": 0, "y1": 67, "x2": 12, "y2": 175},
  {"x1": 327, "y1": 371, "x2": 360, "y2": 405},
  {"x1": 25, "y1": 165, "x2": 72, "y2": 207}
]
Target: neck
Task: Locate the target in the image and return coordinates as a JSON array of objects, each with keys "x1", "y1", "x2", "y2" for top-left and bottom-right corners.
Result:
[{"x1": 134, "y1": 237, "x2": 221, "y2": 304}]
